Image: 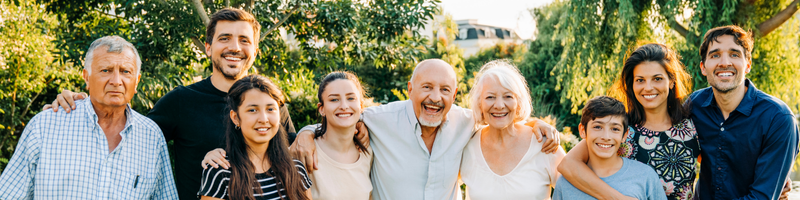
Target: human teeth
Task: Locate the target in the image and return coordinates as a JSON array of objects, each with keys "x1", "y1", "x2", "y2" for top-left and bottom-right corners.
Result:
[
  {"x1": 598, "y1": 144, "x2": 612, "y2": 148},
  {"x1": 225, "y1": 57, "x2": 242, "y2": 61},
  {"x1": 257, "y1": 128, "x2": 268, "y2": 131},
  {"x1": 491, "y1": 113, "x2": 507, "y2": 117},
  {"x1": 336, "y1": 114, "x2": 352, "y2": 117},
  {"x1": 718, "y1": 72, "x2": 733, "y2": 77},
  {"x1": 643, "y1": 95, "x2": 657, "y2": 99},
  {"x1": 425, "y1": 105, "x2": 440, "y2": 110}
]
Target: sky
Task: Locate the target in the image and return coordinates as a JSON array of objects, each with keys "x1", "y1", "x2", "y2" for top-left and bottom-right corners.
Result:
[{"x1": 439, "y1": 0, "x2": 555, "y2": 40}]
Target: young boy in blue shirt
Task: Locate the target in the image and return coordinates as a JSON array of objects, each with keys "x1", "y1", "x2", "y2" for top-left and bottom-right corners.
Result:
[{"x1": 553, "y1": 96, "x2": 666, "y2": 200}]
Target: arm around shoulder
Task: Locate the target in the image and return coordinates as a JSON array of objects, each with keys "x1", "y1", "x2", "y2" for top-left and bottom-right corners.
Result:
[{"x1": 557, "y1": 140, "x2": 626, "y2": 200}]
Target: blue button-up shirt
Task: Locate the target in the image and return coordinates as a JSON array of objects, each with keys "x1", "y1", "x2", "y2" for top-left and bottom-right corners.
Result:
[
  {"x1": 0, "y1": 99, "x2": 178, "y2": 199},
  {"x1": 690, "y1": 79, "x2": 799, "y2": 200}
]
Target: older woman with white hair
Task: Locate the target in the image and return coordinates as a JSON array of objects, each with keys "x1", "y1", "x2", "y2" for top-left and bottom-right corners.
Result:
[{"x1": 460, "y1": 60, "x2": 566, "y2": 199}]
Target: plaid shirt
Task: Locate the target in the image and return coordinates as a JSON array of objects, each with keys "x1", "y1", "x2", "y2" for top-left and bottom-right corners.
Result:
[{"x1": 0, "y1": 99, "x2": 178, "y2": 199}]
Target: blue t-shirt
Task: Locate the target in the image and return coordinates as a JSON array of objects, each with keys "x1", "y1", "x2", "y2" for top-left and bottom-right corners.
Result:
[{"x1": 553, "y1": 158, "x2": 667, "y2": 200}]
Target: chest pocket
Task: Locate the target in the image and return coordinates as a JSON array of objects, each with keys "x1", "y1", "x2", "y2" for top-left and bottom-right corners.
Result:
[{"x1": 115, "y1": 172, "x2": 158, "y2": 199}]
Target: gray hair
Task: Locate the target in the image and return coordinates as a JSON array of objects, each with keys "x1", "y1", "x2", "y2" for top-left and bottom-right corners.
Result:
[
  {"x1": 83, "y1": 36, "x2": 142, "y2": 75},
  {"x1": 468, "y1": 60, "x2": 532, "y2": 126}
]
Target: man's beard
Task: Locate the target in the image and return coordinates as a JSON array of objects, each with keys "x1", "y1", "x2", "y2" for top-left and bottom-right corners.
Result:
[
  {"x1": 212, "y1": 51, "x2": 250, "y2": 80},
  {"x1": 709, "y1": 67, "x2": 743, "y2": 94}
]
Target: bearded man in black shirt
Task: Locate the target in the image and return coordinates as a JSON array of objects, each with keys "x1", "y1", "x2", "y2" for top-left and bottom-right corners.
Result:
[{"x1": 43, "y1": 8, "x2": 297, "y2": 200}]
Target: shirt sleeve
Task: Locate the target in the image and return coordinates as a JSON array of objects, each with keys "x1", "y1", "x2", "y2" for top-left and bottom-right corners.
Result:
[
  {"x1": 648, "y1": 171, "x2": 667, "y2": 200},
  {"x1": 152, "y1": 140, "x2": 179, "y2": 200},
  {"x1": 733, "y1": 113, "x2": 799, "y2": 200},
  {"x1": 197, "y1": 164, "x2": 230, "y2": 199},
  {"x1": 0, "y1": 117, "x2": 42, "y2": 199},
  {"x1": 147, "y1": 88, "x2": 181, "y2": 141},
  {"x1": 549, "y1": 147, "x2": 567, "y2": 186},
  {"x1": 293, "y1": 159, "x2": 313, "y2": 190}
]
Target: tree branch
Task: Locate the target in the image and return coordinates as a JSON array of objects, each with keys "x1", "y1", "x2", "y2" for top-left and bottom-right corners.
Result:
[
  {"x1": 756, "y1": 0, "x2": 800, "y2": 37},
  {"x1": 191, "y1": 0, "x2": 210, "y2": 26},
  {"x1": 668, "y1": 20, "x2": 692, "y2": 38},
  {"x1": 245, "y1": 0, "x2": 254, "y2": 12},
  {"x1": 192, "y1": 36, "x2": 207, "y2": 55},
  {"x1": 259, "y1": 5, "x2": 300, "y2": 41}
]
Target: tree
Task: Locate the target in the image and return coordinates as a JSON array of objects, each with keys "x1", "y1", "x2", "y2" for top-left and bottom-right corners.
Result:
[
  {"x1": 0, "y1": 0, "x2": 440, "y2": 171},
  {"x1": 0, "y1": 0, "x2": 83, "y2": 171},
  {"x1": 550, "y1": 0, "x2": 800, "y2": 120}
]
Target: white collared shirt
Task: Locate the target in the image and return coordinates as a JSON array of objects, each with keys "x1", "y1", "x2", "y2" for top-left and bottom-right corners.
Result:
[
  {"x1": 300, "y1": 100, "x2": 475, "y2": 200},
  {"x1": 364, "y1": 100, "x2": 474, "y2": 200}
]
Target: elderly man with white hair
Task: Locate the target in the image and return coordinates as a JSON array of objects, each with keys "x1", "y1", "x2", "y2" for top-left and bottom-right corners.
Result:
[{"x1": 0, "y1": 36, "x2": 178, "y2": 199}]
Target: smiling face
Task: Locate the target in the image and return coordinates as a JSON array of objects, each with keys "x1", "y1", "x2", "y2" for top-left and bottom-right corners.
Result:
[
  {"x1": 230, "y1": 89, "x2": 281, "y2": 146},
  {"x1": 83, "y1": 46, "x2": 141, "y2": 108},
  {"x1": 632, "y1": 61, "x2": 672, "y2": 111},
  {"x1": 701, "y1": 35, "x2": 751, "y2": 94},
  {"x1": 205, "y1": 20, "x2": 257, "y2": 80},
  {"x1": 319, "y1": 79, "x2": 363, "y2": 130},
  {"x1": 408, "y1": 60, "x2": 458, "y2": 127},
  {"x1": 580, "y1": 115, "x2": 628, "y2": 160},
  {"x1": 479, "y1": 76, "x2": 518, "y2": 129}
]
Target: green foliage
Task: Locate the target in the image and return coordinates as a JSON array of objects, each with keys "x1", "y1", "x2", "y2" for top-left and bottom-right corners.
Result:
[
  {"x1": 270, "y1": 68, "x2": 318, "y2": 129},
  {"x1": 540, "y1": 0, "x2": 800, "y2": 130},
  {"x1": 0, "y1": 0, "x2": 84, "y2": 172}
]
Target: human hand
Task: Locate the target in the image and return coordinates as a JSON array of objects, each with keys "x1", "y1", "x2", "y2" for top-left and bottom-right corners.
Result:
[
  {"x1": 201, "y1": 148, "x2": 229, "y2": 169},
  {"x1": 780, "y1": 177, "x2": 792, "y2": 200},
  {"x1": 42, "y1": 90, "x2": 87, "y2": 113},
  {"x1": 355, "y1": 121, "x2": 370, "y2": 147},
  {"x1": 525, "y1": 119, "x2": 560, "y2": 154},
  {"x1": 290, "y1": 130, "x2": 318, "y2": 171}
]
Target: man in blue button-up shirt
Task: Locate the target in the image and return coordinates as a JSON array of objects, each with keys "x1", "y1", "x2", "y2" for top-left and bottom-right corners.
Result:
[
  {"x1": 690, "y1": 25, "x2": 799, "y2": 200},
  {"x1": 0, "y1": 36, "x2": 178, "y2": 199}
]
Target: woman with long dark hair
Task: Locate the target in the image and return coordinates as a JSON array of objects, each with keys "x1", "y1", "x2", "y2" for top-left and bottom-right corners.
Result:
[
  {"x1": 307, "y1": 71, "x2": 372, "y2": 199},
  {"x1": 198, "y1": 75, "x2": 312, "y2": 200},
  {"x1": 557, "y1": 43, "x2": 699, "y2": 199}
]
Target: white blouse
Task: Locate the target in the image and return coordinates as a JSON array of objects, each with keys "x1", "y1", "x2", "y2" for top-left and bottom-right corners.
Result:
[{"x1": 460, "y1": 128, "x2": 565, "y2": 200}]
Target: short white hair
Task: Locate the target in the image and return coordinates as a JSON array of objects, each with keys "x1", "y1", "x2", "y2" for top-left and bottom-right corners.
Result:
[
  {"x1": 83, "y1": 36, "x2": 142, "y2": 75},
  {"x1": 468, "y1": 60, "x2": 532, "y2": 125}
]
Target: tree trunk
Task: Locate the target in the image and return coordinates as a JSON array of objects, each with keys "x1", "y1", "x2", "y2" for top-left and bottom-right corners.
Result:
[
  {"x1": 191, "y1": 0, "x2": 210, "y2": 26},
  {"x1": 756, "y1": 0, "x2": 800, "y2": 36}
]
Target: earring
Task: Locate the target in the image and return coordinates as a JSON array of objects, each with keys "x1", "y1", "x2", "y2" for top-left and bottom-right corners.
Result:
[{"x1": 235, "y1": 124, "x2": 240, "y2": 130}]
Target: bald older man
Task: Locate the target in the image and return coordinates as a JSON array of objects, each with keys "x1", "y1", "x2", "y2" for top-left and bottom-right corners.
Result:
[
  {"x1": 287, "y1": 59, "x2": 560, "y2": 200},
  {"x1": 0, "y1": 36, "x2": 178, "y2": 199}
]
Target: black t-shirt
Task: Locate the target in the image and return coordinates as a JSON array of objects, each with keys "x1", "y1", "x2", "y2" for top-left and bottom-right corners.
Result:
[{"x1": 147, "y1": 77, "x2": 296, "y2": 200}]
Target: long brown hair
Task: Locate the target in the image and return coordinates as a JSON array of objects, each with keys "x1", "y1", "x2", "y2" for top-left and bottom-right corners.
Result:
[
  {"x1": 225, "y1": 75, "x2": 309, "y2": 200},
  {"x1": 313, "y1": 71, "x2": 369, "y2": 154},
  {"x1": 612, "y1": 43, "x2": 692, "y2": 126}
]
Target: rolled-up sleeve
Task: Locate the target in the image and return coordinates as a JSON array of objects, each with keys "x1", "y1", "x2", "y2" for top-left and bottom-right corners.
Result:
[
  {"x1": 734, "y1": 114, "x2": 799, "y2": 200},
  {"x1": 0, "y1": 118, "x2": 42, "y2": 199}
]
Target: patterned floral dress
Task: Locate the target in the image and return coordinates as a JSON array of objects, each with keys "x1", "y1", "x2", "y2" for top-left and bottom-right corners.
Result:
[{"x1": 618, "y1": 118, "x2": 700, "y2": 200}]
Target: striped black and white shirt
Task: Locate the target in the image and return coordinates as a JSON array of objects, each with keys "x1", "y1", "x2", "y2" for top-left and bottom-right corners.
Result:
[{"x1": 198, "y1": 159, "x2": 312, "y2": 200}]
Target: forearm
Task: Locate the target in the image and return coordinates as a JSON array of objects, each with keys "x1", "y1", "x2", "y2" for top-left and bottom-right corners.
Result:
[
  {"x1": 558, "y1": 140, "x2": 625, "y2": 200},
  {"x1": 734, "y1": 114, "x2": 800, "y2": 200}
]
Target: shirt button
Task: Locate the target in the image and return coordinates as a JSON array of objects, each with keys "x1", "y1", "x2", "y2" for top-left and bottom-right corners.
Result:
[
  {"x1": 717, "y1": 167, "x2": 722, "y2": 170},
  {"x1": 717, "y1": 187, "x2": 721, "y2": 190},
  {"x1": 718, "y1": 146, "x2": 722, "y2": 150},
  {"x1": 720, "y1": 127, "x2": 725, "y2": 131}
]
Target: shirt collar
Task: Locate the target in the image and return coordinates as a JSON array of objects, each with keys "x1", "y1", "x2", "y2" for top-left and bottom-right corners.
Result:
[
  {"x1": 81, "y1": 97, "x2": 134, "y2": 135},
  {"x1": 735, "y1": 79, "x2": 757, "y2": 116},
  {"x1": 699, "y1": 78, "x2": 757, "y2": 117},
  {"x1": 404, "y1": 100, "x2": 418, "y2": 126}
]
